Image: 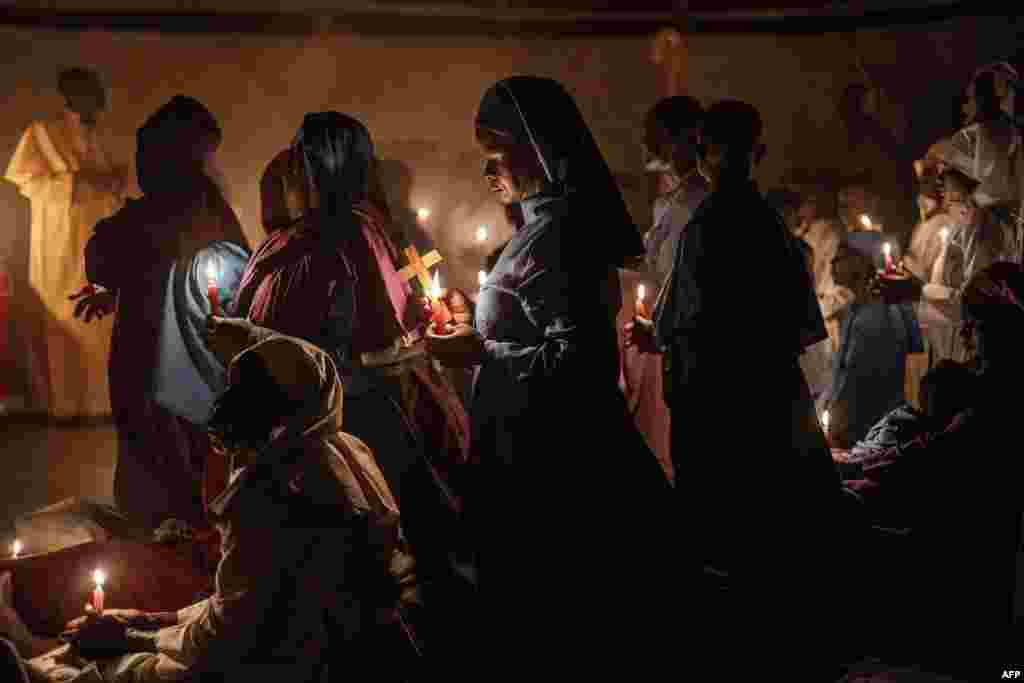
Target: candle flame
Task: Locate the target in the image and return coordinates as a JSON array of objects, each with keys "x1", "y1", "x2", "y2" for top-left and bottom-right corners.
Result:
[
  {"x1": 821, "y1": 410, "x2": 830, "y2": 431},
  {"x1": 883, "y1": 242, "x2": 892, "y2": 256},
  {"x1": 93, "y1": 569, "x2": 106, "y2": 587},
  {"x1": 637, "y1": 284, "x2": 646, "y2": 301},
  {"x1": 205, "y1": 260, "x2": 218, "y2": 281},
  {"x1": 860, "y1": 214, "x2": 872, "y2": 229},
  {"x1": 11, "y1": 539, "x2": 21, "y2": 558},
  {"x1": 478, "y1": 270, "x2": 487, "y2": 287},
  {"x1": 417, "y1": 208, "x2": 431, "y2": 222},
  {"x1": 476, "y1": 225, "x2": 489, "y2": 242},
  {"x1": 431, "y1": 270, "x2": 441, "y2": 300}
]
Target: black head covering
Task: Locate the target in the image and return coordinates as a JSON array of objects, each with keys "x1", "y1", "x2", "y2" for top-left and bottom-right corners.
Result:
[
  {"x1": 962, "y1": 261, "x2": 1024, "y2": 327},
  {"x1": 475, "y1": 76, "x2": 644, "y2": 268},
  {"x1": 57, "y1": 67, "x2": 106, "y2": 125},
  {"x1": 136, "y1": 95, "x2": 222, "y2": 195},
  {"x1": 292, "y1": 111, "x2": 375, "y2": 237}
]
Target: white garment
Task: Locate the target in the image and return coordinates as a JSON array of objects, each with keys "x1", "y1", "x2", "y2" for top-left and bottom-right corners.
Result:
[{"x1": 4, "y1": 120, "x2": 124, "y2": 417}]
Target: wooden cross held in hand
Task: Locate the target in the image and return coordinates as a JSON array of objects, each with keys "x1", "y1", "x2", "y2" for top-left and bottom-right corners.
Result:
[{"x1": 398, "y1": 245, "x2": 443, "y2": 293}]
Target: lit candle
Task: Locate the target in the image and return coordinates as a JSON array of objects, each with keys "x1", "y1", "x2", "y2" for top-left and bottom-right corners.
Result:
[
  {"x1": 478, "y1": 270, "x2": 487, "y2": 287},
  {"x1": 11, "y1": 539, "x2": 22, "y2": 559},
  {"x1": 92, "y1": 569, "x2": 106, "y2": 615},
  {"x1": 635, "y1": 284, "x2": 649, "y2": 320},
  {"x1": 206, "y1": 260, "x2": 221, "y2": 316},
  {"x1": 859, "y1": 214, "x2": 872, "y2": 230},
  {"x1": 931, "y1": 227, "x2": 951, "y2": 284},
  {"x1": 429, "y1": 270, "x2": 451, "y2": 335},
  {"x1": 417, "y1": 208, "x2": 431, "y2": 223},
  {"x1": 883, "y1": 242, "x2": 894, "y2": 274},
  {"x1": 821, "y1": 409, "x2": 831, "y2": 446},
  {"x1": 476, "y1": 225, "x2": 489, "y2": 243}
]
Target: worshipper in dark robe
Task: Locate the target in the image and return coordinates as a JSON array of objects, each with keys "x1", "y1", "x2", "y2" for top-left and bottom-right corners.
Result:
[
  {"x1": 844, "y1": 263, "x2": 1024, "y2": 673},
  {"x1": 425, "y1": 76, "x2": 675, "y2": 675},
  {"x1": 0, "y1": 334, "x2": 419, "y2": 682},
  {"x1": 218, "y1": 112, "x2": 471, "y2": 665},
  {"x1": 626, "y1": 100, "x2": 847, "y2": 676},
  {"x1": 822, "y1": 244, "x2": 923, "y2": 447},
  {"x1": 73, "y1": 96, "x2": 249, "y2": 532}
]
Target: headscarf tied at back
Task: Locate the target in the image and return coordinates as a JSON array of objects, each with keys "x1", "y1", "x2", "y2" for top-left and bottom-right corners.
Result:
[{"x1": 475, "y1": 76, "x2": 645, "y2": 269}]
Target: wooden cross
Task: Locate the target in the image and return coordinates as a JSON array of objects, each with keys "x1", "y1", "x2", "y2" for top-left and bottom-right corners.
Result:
[{"x1": 398, "y1": 245, "x2": 443, "y2": 293}]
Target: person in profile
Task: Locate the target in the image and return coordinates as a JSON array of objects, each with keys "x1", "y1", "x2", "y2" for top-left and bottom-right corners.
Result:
[{"x1": 427, "y1": 76, "x2": 674, "y2": 675}]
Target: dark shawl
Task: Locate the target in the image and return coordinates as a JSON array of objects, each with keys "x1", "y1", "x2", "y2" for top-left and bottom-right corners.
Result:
[{"x1": 475, "y1": 76, "x2": 645, "y2": 269}]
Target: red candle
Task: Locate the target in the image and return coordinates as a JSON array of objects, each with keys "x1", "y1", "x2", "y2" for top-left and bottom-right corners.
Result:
[
  {"x1": 92, "y1": 569, "x2": 106, "y2": 615},
  {"x1": 429, "y1": 270, "x2": 452, "y2": 335},
  {"x1": 206, "y1": 261, "x2": 221, "y2": 316},
  {"x1": 883, "y1": 243, "x2": 894, "y2": 275}
]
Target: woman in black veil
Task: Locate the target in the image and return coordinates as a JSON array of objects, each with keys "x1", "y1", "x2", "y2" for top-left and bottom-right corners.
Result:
[{"x1": 427, "y1": 77, "x2": 674, "y2": 674}]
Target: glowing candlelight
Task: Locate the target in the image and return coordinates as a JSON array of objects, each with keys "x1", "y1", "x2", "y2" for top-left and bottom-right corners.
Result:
[
  {"x1": 821, "y1": 409, "x2": 830, "y2": 433},
  {"x1": 476, "y1": 225, "x2": 489, "y2": 243},
  {"x1": 429, "y1": 270, "x2": 451, "y2": 335},
  {"x1": 860, "y1": 214, "x2": 872, "y2": 230},
  {"x1": 417, "y1": 208, "x2": 431, "y2": 222},
  {"x1": 11, "y1": 539, "x2": 22, "y2": 559},
  {"x1": 940, "y1": 227, "x2": 950, "y2": 245},
  {"x1": 92, "y1": 569, "x2": 106, "y2": 614},
  {"x1": 478, "y1": 270, "x2": 487, "y2": 287},
  {"x1": 431, "y1": 270, "x2": 441, "y2": 301},
  {"x1": 206, "y1": 259, "x2": 221, "y2": 316},
  {"x1": 635, "y1": 284, "x2": 649, "y2": 320},
  {"x1": 883, "y1": 242, "x2": 895, "y2": 274}
]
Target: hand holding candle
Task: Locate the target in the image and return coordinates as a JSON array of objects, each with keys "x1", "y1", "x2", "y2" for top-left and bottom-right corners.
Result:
[
  {"x1": 429, "y1": 270, "x2": 453, "y2": 335},
  {"x1": 92, "y1": 569, "x2": 106, "y2": 615},
  {"x1": 206, "y1": 260, "x2": 221, "y2": 316}
]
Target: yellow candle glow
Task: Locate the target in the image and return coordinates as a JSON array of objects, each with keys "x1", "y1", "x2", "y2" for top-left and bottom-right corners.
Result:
[
  {"x1": 11, "y1": 539, "x2": 22, "y2": 559},
  {"x1": 860, "y1": 214, "x2": 872, "y2": 230},
  {"x1": 635, "y1": 284, "x2": 649, "y2": 319},
  {"x1": 92, "y1": 569, "x2": 106, "y2": 614},
  {"x1": 478, "y1": 270, "x2": 487, "y2": 287},
  {"x1": 417, "y1": 208, "x2": 431, "y2": 222},
  {"x1": 431, "y1": 270, "x2": 442, "y2": 301},
  {"x1": 476, "y1": 225, "x2": 489, "y2": 243}
]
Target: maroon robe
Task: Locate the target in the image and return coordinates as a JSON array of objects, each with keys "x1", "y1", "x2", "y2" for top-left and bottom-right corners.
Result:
[
  {"x1": 234, "y1": 200, "x2": 470, "y2": 507},
  {"x1": 86, "y1": 179, "x2": 247, "y2": 531}
]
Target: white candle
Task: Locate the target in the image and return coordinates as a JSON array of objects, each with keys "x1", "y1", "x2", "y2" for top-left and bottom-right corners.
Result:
[
  {"x1": 478, "y1": 270, "x2": 487, "y2": 287},
  {"x1": 476, "y1": 225, "x2": 489, "y2": 243},
  {"x1": 11, "y1": 539, "x2": 22, "y2": 559},
  {"x1": 932, "y1": 227, "x2": 951, "y2": 284},
  {"x1": 92, "y1": 569, "x2": 106, "y2": 614}
]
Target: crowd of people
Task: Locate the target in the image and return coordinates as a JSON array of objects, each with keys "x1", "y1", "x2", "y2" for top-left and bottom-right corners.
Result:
[{"x1": 0, "y1": 57, "x2": 1022, "y2": 682}]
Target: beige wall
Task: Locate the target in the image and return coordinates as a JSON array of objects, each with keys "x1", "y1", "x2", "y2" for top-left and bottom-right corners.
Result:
[{"x1": 0, "y1": 17, "x2": 1013, "y2": 396}]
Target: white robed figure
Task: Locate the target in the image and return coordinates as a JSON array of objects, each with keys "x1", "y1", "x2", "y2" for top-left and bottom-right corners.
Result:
[{"x1": 3, "y1": 68, "x2": 130, "y2": 418}]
